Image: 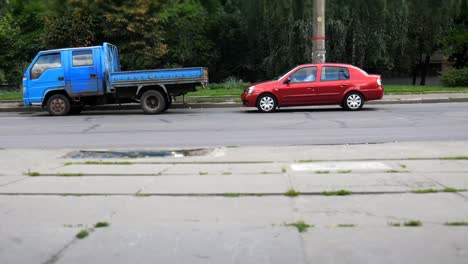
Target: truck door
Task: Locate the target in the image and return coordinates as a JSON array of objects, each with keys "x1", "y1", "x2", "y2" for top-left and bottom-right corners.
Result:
[
  {"x1": 27, "y1": 52, "x2": 65, "y2": 103},
  {"x1": 68, "y1": 49, "x2": 99, "y2": 96}
]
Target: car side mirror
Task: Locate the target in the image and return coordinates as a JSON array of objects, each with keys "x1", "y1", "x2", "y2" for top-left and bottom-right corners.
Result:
[{"x1": 283, "y1": 77, "x2": 291, "y2": 85}]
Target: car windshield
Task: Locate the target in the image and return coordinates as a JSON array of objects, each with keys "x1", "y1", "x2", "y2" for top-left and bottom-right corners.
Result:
[{"x1": 276, "y1": 67, "x2": 297, "y2": 81}]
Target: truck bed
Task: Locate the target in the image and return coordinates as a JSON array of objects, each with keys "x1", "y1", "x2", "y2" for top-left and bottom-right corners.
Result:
[{"x1": 109, "y1": 67, "x2": 208, "y2": 87}]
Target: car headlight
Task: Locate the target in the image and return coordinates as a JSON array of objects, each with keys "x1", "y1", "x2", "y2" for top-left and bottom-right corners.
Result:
[{"x1": 246, "y1": 86, "x2": 256, "y2": 94}]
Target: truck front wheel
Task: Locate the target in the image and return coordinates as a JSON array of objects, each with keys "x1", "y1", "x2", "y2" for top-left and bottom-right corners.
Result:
[
  {"x1": 140, "y1": 90, "x2": 166, "y2": 114},
  {"x1": 47, "y1": 94, "x2": 71, "y2": 116}
]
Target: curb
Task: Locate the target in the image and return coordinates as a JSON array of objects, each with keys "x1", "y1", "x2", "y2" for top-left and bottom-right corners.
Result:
[{"x1": 1, "y1": 97, "x2": 468, "y2": 113}]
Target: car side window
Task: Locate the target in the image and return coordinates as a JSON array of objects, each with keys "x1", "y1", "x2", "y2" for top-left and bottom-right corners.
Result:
[
  {"x1": 321, "y1": 66, "x2": 350, "y2": 81},
  {"x1": 30, "y1": 53, "x2": 62, "y2": 80},
  {"x1": 290, "y1": 67, "x2": 317, "y2": 83},
  {"x1": 72, "y1": 50, "x2": 93, "y2": 67}
]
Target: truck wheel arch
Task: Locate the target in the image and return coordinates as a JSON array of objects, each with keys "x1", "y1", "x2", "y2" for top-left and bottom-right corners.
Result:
[
  {"x1": 42, "y1": 89, "x2": 71, "y2": 107},
  {"x1": 137, "y1": 85, "x2": 169, "y2": 103}
]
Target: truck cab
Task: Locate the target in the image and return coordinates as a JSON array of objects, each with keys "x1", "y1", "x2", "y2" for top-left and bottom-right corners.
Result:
[{"x1": 22, "y1": 43, "x2": 208, "y2": 115}]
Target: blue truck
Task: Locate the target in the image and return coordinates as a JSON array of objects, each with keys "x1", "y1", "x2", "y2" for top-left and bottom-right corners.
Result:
[{"x1": 22, "y1": 43, "x2": 208, "y2": 115}]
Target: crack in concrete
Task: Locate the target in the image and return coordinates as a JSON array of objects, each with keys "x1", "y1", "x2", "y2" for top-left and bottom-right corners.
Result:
[
  {"x1": 82, "y1": 124, "x2": 100, "y2": 133},
  {"x1": 41, "y1": 238, "x2": 77, "y2": 264},
  {"x1": 0, "y1": 177, "x2": 28, "y2": 187}
]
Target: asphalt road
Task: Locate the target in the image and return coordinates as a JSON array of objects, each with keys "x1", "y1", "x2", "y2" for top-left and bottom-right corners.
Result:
[{"x1": 1, "y1": 102, "x2": 468, "y2": 149}]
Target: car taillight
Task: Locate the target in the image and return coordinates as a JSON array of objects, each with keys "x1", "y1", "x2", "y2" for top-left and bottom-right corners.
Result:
[{"x1": 377, "y1": 78, "x2": 382, "y2": 86}]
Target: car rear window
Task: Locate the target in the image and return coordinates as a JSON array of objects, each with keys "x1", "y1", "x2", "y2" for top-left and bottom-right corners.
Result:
[{"x1": 321, "y1": 66, "x2": 350, "y2": 81}]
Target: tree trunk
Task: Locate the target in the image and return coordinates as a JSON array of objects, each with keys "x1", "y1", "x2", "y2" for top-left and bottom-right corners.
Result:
[
  {"x1": 420, "y1": 54, "x2": 431, "y2": 86},
  {"x1": 412, "y1": 65, "x2": 417, "y2": 85}
]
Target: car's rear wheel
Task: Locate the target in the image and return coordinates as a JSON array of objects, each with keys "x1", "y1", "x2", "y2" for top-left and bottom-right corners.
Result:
[
  {"x1": 140, "y1": 90, "x2": 166, "y2": 114},
  {"x1": 257, "y1": 94, "x2": 277, "y2": 113},
  {"x1": 343, "y1": 92, "x2": 364, "y2": 111},
  {"x1": 47, "y1": 94, "x2": 71, "y2": 116}
]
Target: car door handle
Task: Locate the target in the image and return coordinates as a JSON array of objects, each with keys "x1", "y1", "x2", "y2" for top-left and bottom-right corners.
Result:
[
  {"x1": 90, "y1": 74, "x2": 97, "y2": 78},
  {"x1": 340, "y1": 84, "x2": 348, "y2": 88},
  {"x1": 58, "y1": 76, "x2": 64, "y2": 81}
]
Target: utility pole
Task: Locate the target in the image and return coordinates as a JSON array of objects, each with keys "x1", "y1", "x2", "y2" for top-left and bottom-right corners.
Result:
[{"x1": 312, "y1": 0, "x2": 326, "y2": 63}]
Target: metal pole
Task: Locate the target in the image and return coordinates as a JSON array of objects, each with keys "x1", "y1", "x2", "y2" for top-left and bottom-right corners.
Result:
[{"x1": 312, "y1": 0, "x2": 326, "y2": 63}]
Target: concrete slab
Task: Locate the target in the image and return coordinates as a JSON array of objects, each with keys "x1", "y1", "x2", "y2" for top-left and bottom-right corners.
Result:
[
  {"x1": 162, "y1": 163, "x2": 284, "y2": 175},
  {"x1": 56, "y1": 226, "x2": 305, "y2": 264},
  {"x1": 0, "y1": 176, "x2": 26, "y2": 186},
  {"x1": 0, "y1": 177, "x2": 154, "y2": 194},
  {"x1": 112, "y1": 196, "x2": 296, "y2": 225},
  {"x1": 426, "y1": 173, "x2": 468, "y2": 189},
  {"x1": 294, "y1": 193, "x2": 468, "y2": 226},
  {"x1": 0, "y1": 229, "x2": 77, "y2": 264},
  {"x1": 291, "y1": 161, "x2": 392, "y2": 172},
  {"x1": 43, "y1": 164, "x2": 172, "y2": 176},
  {"x1": 290, "y1": 173, "x2": 440, "y2": 193},
  {"x1": 0, "y1": 196, "x2": 128, "y2": 228},
  {"x1": 302, "y1": 227, "x2": 468, "y2": 264},
  {"x1": 140, "y1": 174, "x2": 289, "y2": 194}
]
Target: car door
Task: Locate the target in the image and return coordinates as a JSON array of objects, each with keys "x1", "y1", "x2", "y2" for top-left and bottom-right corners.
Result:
[
  {"x1": 276, "y1": 66, "x2": 318, "y2": 105},
  {"x1": 27, "y1": 52, "x2": 65, "y2": 103},
  {"x1": 68, "y1": 49, "x2": 99, "y2": 96},
  {"x1": 315, "y1": 66, "x2": 351, "y2": 103}
]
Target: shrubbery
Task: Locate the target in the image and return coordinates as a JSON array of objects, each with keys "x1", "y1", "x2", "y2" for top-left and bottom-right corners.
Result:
[{"x1": 441, "y1": 68, "x2": 468, "y2": 87}]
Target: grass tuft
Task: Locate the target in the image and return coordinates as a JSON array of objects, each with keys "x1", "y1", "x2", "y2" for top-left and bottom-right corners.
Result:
[
  {"x1": 315, "y1": 170, "x2": 330, "y2": 174},
  {"x1": 284, "y1": 189, "x2": 300, "y2": 197},
  {"x1": 281, "y1": 168, "x2": 287, "y2": 173},
  {"x1": 199, "y1": 172, "x2": 208, "y2": 175},
  {"x1": 223, "y1": 193, "x2": 241, "y2": 197},
  {"x1": 386, "y1": 170, "x2": 408, "y2": 173},
  {"x1": 321, "y1": 190, "x2": 352, "y2": 196},
  {"x1": 285, "y1": 221, "x2": 313, "y2": 233},
  {"x1": 440, "y1": 156, "x2": 468, "y2": 160},
  {"x1": 76, "y1": 230, "x2": 90, "y2": 239},
  {"x1": 94, "y1": 222, "x2": 110, "y2": 228},
  {"x1": 84, "y1": 161, "x2": 133, "y2": 165},
  {"x1": 445, "y1": 221, "x2": 468, "y2": 226},
  {"x1": 338, "y1": 170, "x2": 352, "y2": 174},
  {"x1": 24, "y1": 170, "x2": 40, "y2": 176},
  {"x1": 388, "y1": 222, "x2": 401, "y2": 227},
  {"x1": 412, "y1": 187, "x2": 467, "y2": 194},
  {"x1": 57, "y1": 173, "x2": 84, "y2": 177},
  {"x1": 403, "y1": 220, "x2": 422, "y2": 227},
  {"x1": 337, "y1": 224, "x2": 355, "y2": 227}
]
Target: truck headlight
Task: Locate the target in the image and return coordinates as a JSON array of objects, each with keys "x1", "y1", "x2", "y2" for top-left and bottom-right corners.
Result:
[{"x1": 246, "y1": 86, "x2": 255, "y2": 94}]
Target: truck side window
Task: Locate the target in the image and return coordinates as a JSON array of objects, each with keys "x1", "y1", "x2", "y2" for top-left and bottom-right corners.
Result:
[
  {"x1": 72, "y1": 50, "x2": 93, "y2": 67},
  {"x1": 30, "y1": 53, "x2": 62, "y2": 80}
]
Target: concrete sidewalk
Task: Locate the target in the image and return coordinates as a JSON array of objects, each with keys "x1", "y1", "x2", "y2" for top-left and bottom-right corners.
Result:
[
  {"x1": 1, "y1": 92, "x2": 468, "y2": 112},
  {"x1": 1, "y1": 142, "x2": 468, "y2": 263}
]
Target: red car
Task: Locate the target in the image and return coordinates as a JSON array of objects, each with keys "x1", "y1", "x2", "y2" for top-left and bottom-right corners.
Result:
[{"x1": 242, "y1": 63, "x2": 384, "y2": 112}]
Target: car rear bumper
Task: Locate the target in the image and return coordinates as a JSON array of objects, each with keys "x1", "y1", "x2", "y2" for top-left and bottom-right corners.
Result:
[{"x1": 364, "y1": 87, "x2": 384, "y2": 101}]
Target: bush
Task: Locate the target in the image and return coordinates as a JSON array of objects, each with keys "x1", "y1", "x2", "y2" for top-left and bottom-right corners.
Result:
[
  {"x1": 441, "y1": 68, "x2": 468, "y2": 87},
  {"x1": 203, "y1": 79, "x2": 251, "y2": 90}
]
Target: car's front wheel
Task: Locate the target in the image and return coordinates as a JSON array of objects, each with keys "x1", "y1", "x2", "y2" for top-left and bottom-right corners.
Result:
[
  {"x1": 343, "y1": 92, "x2": 364, "y2": 111},
  {"x1": 257, "y1": 94, "x2": 277, "y2": 113}
]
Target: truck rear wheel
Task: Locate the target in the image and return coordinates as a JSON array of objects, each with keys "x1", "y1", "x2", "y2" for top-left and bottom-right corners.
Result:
[
  {"x1": 140, "y1": 90, "x2": 166, "y2": 114},
  {"x1": 47, "y1": 94, "x2": 71, "y2": 116}
]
